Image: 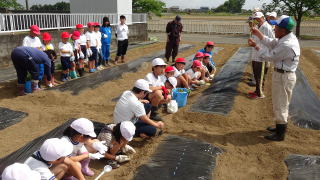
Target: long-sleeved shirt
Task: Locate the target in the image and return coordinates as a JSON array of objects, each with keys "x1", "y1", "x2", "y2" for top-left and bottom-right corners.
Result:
[
  {"x1": 116, "y1": 24, "x2": 129, "y2": 41},
  {"x1": 257, "y1": 32, "x2": 300, "y2": 72},
  {"x1": 100, "y1": 26, "x2": 112, "y2": 45},
  {"x1": 252, "y1": 21, "x2": 275, "y2": 62}
]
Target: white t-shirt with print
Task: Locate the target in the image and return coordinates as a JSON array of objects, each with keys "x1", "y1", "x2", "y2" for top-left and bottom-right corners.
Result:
[
  {"x1": 24, "y1": 152, "x2": 55, "y2": 180},
  {"x1": 79, "y1": 34, "x2": 87, "y2": 46},
  {"x1": 61, "y1": 136, "x2": 88, "y2": 156},
  {"x1": 186, "y1": 69, "x2": 201, "y2": 80},
  {"x1": 23, "y1": 36, "x2": 42, "y2": 48},
  {"x1": 173, "y1": 66, "x2": 186, "y2": 78},
  {"x1": 85, "y1": 31, "x2": 97, "y2": 47},
  {"x1": 73, "y1": 39, "x2": 81, "y2": 50},
  {"x1": 116, "y1": 24, "x2": 129, "y2": 41},
  {"x1": 59, "y1": 42, "x2": 73, "y2": 57},
  {"x1": 113, "y1": 91, "x2": 146, "y2": 124},
  {"x1": 144, "y1": 72, "x2": 166, "y2": 87}
]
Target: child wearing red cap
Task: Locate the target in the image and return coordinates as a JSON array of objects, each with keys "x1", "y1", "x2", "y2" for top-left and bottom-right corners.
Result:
[
  {"x1": 59, "y1": 32, "x2": 74, "y2": 81},
  {"x1": 86, "y1": 22, "x2": 98, "y2": 73},
  {"x1": 70, "y1": 31, "x2": 82, "y2": 79},
  {"x1": 42, "y1": 32, "x2": 57, "y2": 87},
  {"x1": 173, "y1": 58, "x2": 189, "y2": 88},
  {"x1": 76, "y1": 24, "x2": 86, "y2": 77},
  {"x1": 203, "y1": 53, "x2": 215, "y2": 79},
  {"x1": 186, "y1": 60, "x2": 203, "y2": 88},
  {"x1": 23, "y1": 25, "x2": 42, "y2": 50}
]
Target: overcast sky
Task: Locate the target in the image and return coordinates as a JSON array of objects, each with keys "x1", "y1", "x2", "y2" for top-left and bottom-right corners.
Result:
[{"x1": 17, "y1": 0, "x2": 272, "y2": 10}]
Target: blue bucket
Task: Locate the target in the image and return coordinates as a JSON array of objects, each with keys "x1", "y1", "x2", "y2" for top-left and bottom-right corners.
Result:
[
  {"x1": 24, "y1": 81, "x2": 32, "y2": 93},
  {"x1": 172, "y1": 88, "x2": 188, "y2": 108}
]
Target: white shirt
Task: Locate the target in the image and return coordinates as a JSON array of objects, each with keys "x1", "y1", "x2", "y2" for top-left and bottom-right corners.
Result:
[
  {"x1": 85, "y1": 31, "x2": 97, "y2": 47},
  {"x1": 59, "y1": 42, "x2": 73, "y2": 57},
  {"x1": 173, "y1": 66, "x2": 185, "y2": 78},
  {"x1": 61, "y1": 136, "x2": 88, "y2": 156},
  {"x1": 116, "y1": 24, "x2": 129, "y2": 41},
  {"x1": 186, "y1": 69, "x2": 201, "y2": 79},
  {"x1": 73, "y1": 39, "x2": 81, "y2": 50},
  {"x1": 24, "y1": 151, "x2": 55, "y2": 180},
  {"x1": 144, "y1": 72, "x2": 166, "y2": 87},
  {"x1": 23, "y1": 36, "x2": 42, "y2": 48},
  {"x1": 113, "y1": 91, "x2": 146, "y2": 124},
  {"x1": 257, "y1": 32, "x2": 300, "y2": 72},
  {"x1": 95, "y1": 31, "x2": 102, "y2": 49},
  {"x1": 252, "y1": 21, "x2": 275, "y2": 62},
  {"x1": 79, "y1": 34, "x2": 87, "y2": 46},
  {"x1": 42, "y1": 43, "x2": 54, "y2": 51}
]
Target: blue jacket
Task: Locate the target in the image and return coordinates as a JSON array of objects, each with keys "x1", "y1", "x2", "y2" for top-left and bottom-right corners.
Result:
[{"x1": 100, "y1": 26, "x2": 112, "y2": 45}]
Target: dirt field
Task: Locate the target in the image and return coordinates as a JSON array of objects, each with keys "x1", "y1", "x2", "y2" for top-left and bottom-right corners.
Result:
[{"x1": 0, "y1": 41, "x2": 319, "y2": 180}]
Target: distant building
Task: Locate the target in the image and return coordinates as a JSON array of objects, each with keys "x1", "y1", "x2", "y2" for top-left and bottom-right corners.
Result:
[
  {"x1": 169, "y1": 6, "x2": 180, "y2": 12},
  {"x1": 200, "y1": 7, "x2": 209, "y2": 12}
]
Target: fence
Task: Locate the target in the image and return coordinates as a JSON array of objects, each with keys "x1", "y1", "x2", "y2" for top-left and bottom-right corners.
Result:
[
  {"x1": 0, "y1": 13, "x2": 147, "y2": 34},
  {"x1": 148, "y1": 19, "x2": 320, "y2": 36}
]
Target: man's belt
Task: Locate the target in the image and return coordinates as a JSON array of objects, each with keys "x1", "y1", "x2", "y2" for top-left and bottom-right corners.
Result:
[{"x1": 274, "y1": 68, "x2": 294, "y2": 73}]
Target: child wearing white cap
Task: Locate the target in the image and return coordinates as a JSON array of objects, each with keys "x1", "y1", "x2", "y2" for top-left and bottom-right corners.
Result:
[
  {"x1": 61, "y1": 118, "x2": 107, "y2": 177},
  {"x1": 113, "y1": 79, "x2": 165, "y2": 139},
  {"x1": 88, "y1": 121, "x2": 136, "y2": 168},
  {"x1": 24, "y1": 138, "x2": 85, "y2": 180},
  {"x1": 2, "y1": 163, "x2": 41, "y2": 180},
  {"x1": 144, "y1": 58, "x2": 168, "y2": 121}
]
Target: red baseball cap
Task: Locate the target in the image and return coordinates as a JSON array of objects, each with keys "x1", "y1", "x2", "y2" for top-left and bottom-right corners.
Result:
[
  {"x1": 30, "y1": 25, "x2": 40, "y2": 35},
  {"x1": 71, "y1": 31, "x2": 80, "y2": 40},
  {"x1": 192, "y1": 60, "x2": 202, "y2": 68},
  {"x1": 61, "y1": 32, "x2": 70, "y2": 39},
  {"x1": 206, "y1": 41, "x2": 214, "y2": 46},
  {"x1": 76, "y1": 24, "x2": 84, "y2": 29},
  {"x1": 195, "y1": 52, "x2": 204, "y2": 58},
  {"x1": 94, "y1": 22, "x2": 100, "y2": 27},
  {"x1": 175, "y1": 58, "x2": 186, "y2": 63},
  {"x1": 87, "y1": 22, "x2": 94, "y2": 27},
  {"x1": 204, "y1": 53, "x2": 211, "y2": 57},
  {"x1": 165, "y1": 66, "x2": 175, "y2": 73},
  {"x1": 42, "y1": 32, "x2": 51, "y2": 41}
]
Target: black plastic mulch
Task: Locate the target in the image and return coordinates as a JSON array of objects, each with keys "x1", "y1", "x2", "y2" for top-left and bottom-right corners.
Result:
[
  {"x1": 0, "y1": 107, "x2": 27, "y2": 130},
  {"x1": 190, "y1": 47, "x2": 251, "y2": 115},
  {"x1": 285, "y1": 154, "x2": 320, "y2": 180},
  {"x1": 134, "y1": 135, "x2": 223, "y2": 180}
]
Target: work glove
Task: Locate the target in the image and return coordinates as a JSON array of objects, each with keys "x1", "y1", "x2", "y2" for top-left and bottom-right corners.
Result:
[
  {"x1": 103, "y1": 34, "x2": 108, "y2": 38},
  {"x1": 88, "y1": 153, "x2": 104, "y2": 160},
  {"x1": 92, "y1": 141, "x2": 108, "y2": 154},
  {"x1": 86, "y1": 48, "x2": 92, "y2": 57},
  {"x1": 198, "y1": 80, "x2": 205, "y2": 85},
  {"x1": 115, "y1": 155, "x2": 130, "y2": 163},
  {"x1": 79, "y1": 51, "x2": 85, "y2": 59},
  {"x1": 70, "y1": 56, "x2": 75, "y2": 62},
  {"x1": 121, "y1": 145, "x2": 136, "y2": 154}
]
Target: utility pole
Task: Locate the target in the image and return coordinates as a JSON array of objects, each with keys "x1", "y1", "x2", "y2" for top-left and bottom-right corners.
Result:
[{"x1": 25, "y1": 0, "x2": 29, "y2": 10}]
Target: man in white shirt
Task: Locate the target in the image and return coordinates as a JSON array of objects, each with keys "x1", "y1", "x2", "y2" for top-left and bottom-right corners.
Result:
[
  {"x1": 115, "y1": 15, "x2": 129, "y2": 64},
  {"x1": 248, "y1": 12, "x2": 275, "y2": 99},
  {"x1": 113, "y1": 79, "x2": 164, "y2": 138},
  {"x1": 24, "y1": 138, "x2": 85, "y2": 180},
  {"x1": 249, "y1": 15, "x2": 300, "y2": 141},
  {"x1": 144, "y1": 58, "x2": 168, "y2": 121},
  {"x1": 22, "y1": 25, "x2": 42, "y2": 50}
]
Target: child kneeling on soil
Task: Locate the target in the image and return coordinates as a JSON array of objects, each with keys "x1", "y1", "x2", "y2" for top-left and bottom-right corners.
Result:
[
  {"x1": 173, "y1": 58, "x2": 189, "y2": 88},
  {"x1": 59, "y1": 32, "x2": 76, "y2": 81},
  {"x1": 24, "y1": 138, "x2": 85, "y2": 180},
  {"x1": 87, "y1": 121, "x2": 136, "y2": 168},
  {"x1": 61, "y1": 118, "x2": 108, "y2": 177},
  {"x1": 186, "y1": 60, "x2": 204, "y2": 88}
]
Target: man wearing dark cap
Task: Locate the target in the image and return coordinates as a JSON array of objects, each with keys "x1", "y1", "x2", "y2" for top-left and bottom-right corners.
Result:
[
  {"x1": 165, "y1": 15, "x2": 183, "y2": 63},
  {"x1": 248, "y1": 15, "x2": 300, "y2": 141}
]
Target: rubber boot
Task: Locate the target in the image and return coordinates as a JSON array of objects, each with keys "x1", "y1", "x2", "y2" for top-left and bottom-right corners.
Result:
[
  {"x1": 78, "y1": 68, "x2": 83, "y2": 77},
  {"x1": 150, "y1": 106, "x2": 162, "y2": 121},
  {"x1": 17, "y1": 84, "x2": 26, "y2": 96},
  {"x1": 266, "y1": 126, "x2": 276, "y2": 132},
  {"x1": 80, "y1": 158, "x2": 94, "y2": 176},
  {"x1": 265, "y1": 124, "x2": 287, "y2": 141},
  {"x1": 121, "y1": 55, "x2": 125, "y2": 63},
  {"x1": 102, "y1": 60, "x2": 106, "y2": 66},
  {"x1": 114, "y1": 56, "x2": 119, "y2": 64},
  {"x1": 69, "y1": 71, "x2": 78, "y2": 79},
  {"x1": 31, "y1": 80, "x2": 41, "y2": 92},
  {"x1": 61, "y1": 73, "x2": 67, "y2": 82}
]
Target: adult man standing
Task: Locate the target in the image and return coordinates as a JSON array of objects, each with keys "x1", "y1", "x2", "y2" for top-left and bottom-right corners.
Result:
[
  {"x1": 248, "y1": 12, "x2": 275, "y2": 99},
  {"x1": 248, "y1": 15, "x2": 300, "y2": 141},
  {"x1": 165, "y1": 15, "x2": 183, "y2": 63}
]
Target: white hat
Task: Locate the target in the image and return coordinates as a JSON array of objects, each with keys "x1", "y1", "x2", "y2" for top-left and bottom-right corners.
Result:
[
  {"x1": 253, "y1": 12, "x2": 264, "y2": 18},
  {"x1": 152, "y1": 58, "x2": 167, "y2": 67},
  {"x1": 266, "y1": 12, "x2": 271, "y2": 16},
  {"x1": 39, "y1": 138, "x2": 73, "y2": 161},
  {"x1": 270, "y1": 12, "x2": 277, "y2": 17},
  {"x1": 70, "y1": 118, "x2": 97, "y2": 138},
  {"x1": 134, "y1": 79, "x2": 152, "y2": 92},
  {"x1": 168, "y1": 77, "x2": 177, "y2": 88},
  {"x1": 253, "y1": 7, "x2": 261, "y2": 13},
  {"x1": 120, "y1": 121, "x2": 136, "y2": 141},
  {"x1": 2, "y1": 163, "x2": 41, "y2": 180}
]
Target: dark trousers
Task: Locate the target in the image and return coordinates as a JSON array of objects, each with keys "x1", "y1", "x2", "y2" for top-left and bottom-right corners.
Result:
[
  {"x1": 117, "y1": 39, "x2": 128, "y2": 56},
  {"x1": 11, "y1": 48, "x2": 39, "y2": 84},
  {"x1": 252, "y1": 61, "x2": 268, "y2": 96},
  {"x1": 134, "y1": 103, "x2": 156, "y2": 137},
  {"x1": 165, "y1": 40, "x2": 179, "y2": 61}
]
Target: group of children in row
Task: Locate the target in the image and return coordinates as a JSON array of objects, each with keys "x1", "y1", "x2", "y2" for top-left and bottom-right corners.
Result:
[{"x1": 21, "y1": 15, "x2": 128, "y2": 87}]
